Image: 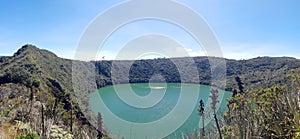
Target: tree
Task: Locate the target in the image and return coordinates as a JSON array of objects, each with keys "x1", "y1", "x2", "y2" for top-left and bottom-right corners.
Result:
[
  {"x1": 210, "y1": 89, "x2": 222, "y2": 139},
  {"x1": 70, "y1": 103, "x2": 73, "y2": 134},
  {"x1": 97, "y1": 112, "x2": 103, "y2": 139},
  {"x1": 235, "y1": 76, "x2": 244, "y2": 94},
  {"x1": 198, "y1": 99, "x2": 205, "y2": 137},
  {"x1": 41, "y1": 104, "x2": 45, "y2": 138},
  {"x1": 232, "y1": 89, "x2": 238, "y2": 97}
]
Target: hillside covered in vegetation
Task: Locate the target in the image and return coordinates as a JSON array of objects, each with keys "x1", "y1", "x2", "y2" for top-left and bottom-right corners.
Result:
[
  {"x1": 94, "y1": 53, "x2": 300, "y2": 91},
  {"x1": 0, "y1": 44, "x2": 300, "y2": 138},
  {"x1": 0, "y1": 45, "x2": 102, "y2": 138}
]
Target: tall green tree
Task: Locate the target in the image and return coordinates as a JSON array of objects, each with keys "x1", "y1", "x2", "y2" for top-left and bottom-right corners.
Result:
[{"x1": 235, "y1": 76, "x2": 244, "y2": 94}]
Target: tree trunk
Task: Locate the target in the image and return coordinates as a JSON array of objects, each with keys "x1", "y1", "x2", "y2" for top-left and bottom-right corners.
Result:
[
  {"x1": 214, "y1": 114, "x2": 222, "y2": 139},
  {"x1": 202, "y1": 114, "x2": 205, "y2": 137},
  {"x1": 70, "y1": 106, "x2": 73, "y2": 134},
  {"x1": 41, "y1": 104, "x2": 45, "y2": 139},
  {"x1": 52, "y1": 98, "x2": 58, "y2": 122},
  {"x1": 97, "y1": 112, "x2": 103, "y2": 139}
]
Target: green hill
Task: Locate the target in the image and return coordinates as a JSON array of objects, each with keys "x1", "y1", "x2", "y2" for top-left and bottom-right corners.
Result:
[{"x1": 0, "y1": 45, "x2": 99, "y2": 138}]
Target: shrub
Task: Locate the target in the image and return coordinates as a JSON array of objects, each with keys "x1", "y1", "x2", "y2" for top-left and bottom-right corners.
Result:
[
  {"x1": 294, "y1": 127, "x2": 300, "y2": 139},
  {"x1": 14, "y1": 132, "x2": 39, "y2": 139}
]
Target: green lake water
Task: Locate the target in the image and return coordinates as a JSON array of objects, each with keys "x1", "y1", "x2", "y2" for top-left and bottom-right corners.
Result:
[{"x1": 90, "y1": 83, "x2": 231, "y2": 139}]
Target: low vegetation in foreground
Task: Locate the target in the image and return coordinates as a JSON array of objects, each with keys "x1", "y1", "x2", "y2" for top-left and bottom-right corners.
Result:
[{"x1": 188, "y1": 74, "x2": 300, "y2": 139}]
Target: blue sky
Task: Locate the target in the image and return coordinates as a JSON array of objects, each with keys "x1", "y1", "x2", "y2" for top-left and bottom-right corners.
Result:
[{"x1": 1, "y1": 0, "x2": 300, "y2": 60}]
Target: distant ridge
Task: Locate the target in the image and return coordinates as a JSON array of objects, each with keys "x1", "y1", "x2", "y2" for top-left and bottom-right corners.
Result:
[{"x1": 1, "y1": 44, "x2": 300, "y2": 90}]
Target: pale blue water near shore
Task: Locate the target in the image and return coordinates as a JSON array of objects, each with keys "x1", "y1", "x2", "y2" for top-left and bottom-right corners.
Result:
[{"x1": 90, "y1": 83, "x2": 232, "y2": 139}]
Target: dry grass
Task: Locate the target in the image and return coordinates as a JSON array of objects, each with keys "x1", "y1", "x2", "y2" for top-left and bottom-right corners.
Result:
[{"x1": 0, "y1": 123, "x2": 18, "y2": 139}]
